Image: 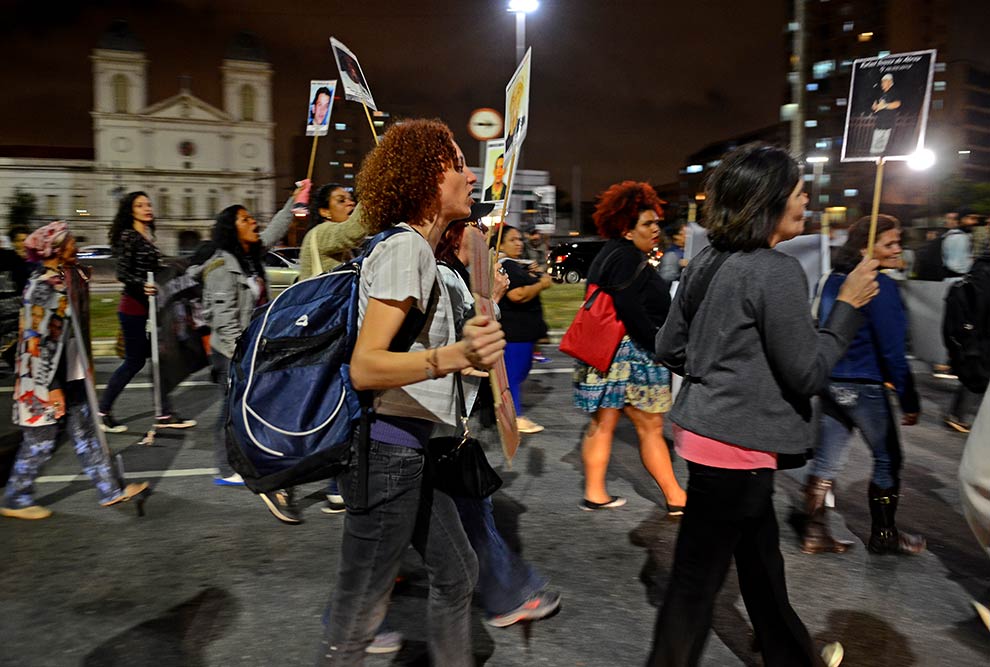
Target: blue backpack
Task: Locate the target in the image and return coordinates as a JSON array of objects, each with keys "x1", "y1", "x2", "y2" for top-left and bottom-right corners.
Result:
[{"x1": 224, "y1": 227, "x2": 427, "y2": 496}]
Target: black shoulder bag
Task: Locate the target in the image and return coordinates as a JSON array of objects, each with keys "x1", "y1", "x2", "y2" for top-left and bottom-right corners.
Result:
[{"x1": 427, "y1": 374, "x2": 503, "y2": 499}]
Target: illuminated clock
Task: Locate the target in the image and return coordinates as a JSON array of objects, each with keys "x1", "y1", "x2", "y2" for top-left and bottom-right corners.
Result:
[{"x1": 468, "y1": 108, "x2": 504, "y2": 141}]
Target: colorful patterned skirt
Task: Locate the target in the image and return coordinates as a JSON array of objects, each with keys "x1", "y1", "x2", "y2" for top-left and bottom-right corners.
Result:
[{"x1": 572, "y1": 336, "x2": 672, "y2": 414}]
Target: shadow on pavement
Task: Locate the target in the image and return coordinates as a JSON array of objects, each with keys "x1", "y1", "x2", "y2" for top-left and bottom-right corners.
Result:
[
  {"x1": 818, "y1": 610, "x2": 915, "y2": 666},
  {"x1": 82, "y1": 587, "x2": 237, "y2": 666}
]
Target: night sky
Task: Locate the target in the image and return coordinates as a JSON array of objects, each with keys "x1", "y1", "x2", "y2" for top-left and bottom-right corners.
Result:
[{"x1": 0, "y1": 0, "x2": 787, "y2": 201}]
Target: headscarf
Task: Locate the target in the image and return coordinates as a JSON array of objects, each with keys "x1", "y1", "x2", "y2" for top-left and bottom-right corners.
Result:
[{"x1": 24, "y1": 221, "x2": 70, "y2": 262}]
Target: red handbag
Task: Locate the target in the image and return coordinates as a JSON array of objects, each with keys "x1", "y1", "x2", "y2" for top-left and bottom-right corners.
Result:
[
  {"x1": 560, "y1": 251, "x2": 648, "y2": 373},
  {"x1": 559, "y1": 283, "x2": 626, "y2": 373}
]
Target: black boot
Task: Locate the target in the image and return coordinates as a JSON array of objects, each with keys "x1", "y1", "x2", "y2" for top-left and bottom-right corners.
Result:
[
  {"x1": 801, "y1": 476, "x2": 851, "y2": 554},
  {"x1": 867, "y1": 483, "x2": 925, "y2": 555}
]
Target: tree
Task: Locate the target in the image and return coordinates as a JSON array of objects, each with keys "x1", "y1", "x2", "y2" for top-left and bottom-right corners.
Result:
[{"x1": 6, "y1": 188, "x2": 36, "y2": 231}]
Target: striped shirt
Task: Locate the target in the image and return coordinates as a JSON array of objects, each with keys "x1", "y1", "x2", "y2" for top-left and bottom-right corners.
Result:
[{"x1": 358, "y1": 224, "x2": 459, "y2": 426}]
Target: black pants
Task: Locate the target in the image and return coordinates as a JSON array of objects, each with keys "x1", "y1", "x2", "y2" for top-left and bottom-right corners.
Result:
[{"x1": 648, "y1": 463, "x2": 822, "y2": 667}]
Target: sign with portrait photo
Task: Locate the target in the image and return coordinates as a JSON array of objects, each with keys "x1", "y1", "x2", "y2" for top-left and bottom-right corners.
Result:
[
  {"x1": 841, "y1": 49, "x2": 936, "y2": 162},
  {"x1": 503, "y1": 47, "x2": 532, "y2": 168},
  {"x1": 330, "y1": 37, "x2": 377, "y2": 111},
  {"x1": 306, "y1": 79, "x2": 336, "y2": 137},
  {"x1": 481, "y1": 139, "x2": 507, "y2": 218}
]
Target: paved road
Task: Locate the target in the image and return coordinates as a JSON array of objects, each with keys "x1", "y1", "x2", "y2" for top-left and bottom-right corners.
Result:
[{"x1": 1, "y1": 355, "x2": 988, "y2": 666}]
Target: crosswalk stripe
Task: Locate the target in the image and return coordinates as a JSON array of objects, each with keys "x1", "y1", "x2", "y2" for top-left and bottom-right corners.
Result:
[{"x1": 36, "y1": 468, "x2": 220, "y2": 483}]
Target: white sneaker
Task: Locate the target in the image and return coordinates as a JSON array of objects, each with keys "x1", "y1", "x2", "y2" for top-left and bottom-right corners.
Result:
[
  {"x1": 516, "y1": 416, "x2": 544, "y2": 434},
  {"x1": 821, "y1": 642, "x2": 844, "y2": 667},
  {"x1": 214, "y1": 473, "x2": 245, "y2": 487}
]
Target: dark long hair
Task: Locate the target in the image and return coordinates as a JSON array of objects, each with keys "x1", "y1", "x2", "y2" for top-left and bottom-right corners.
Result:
[
  {"x1": 309, "y1": 182, "x2": 347, "y2": 227},
  {"x1": 109, "y1": 191, "x2": 153, "y2": 248},
  {"x1": 212, "y1": 204, "x2": 265, "y2": 278},
  {"x1": 703, "y1": 144, "x2": 801, "y2": 252},
  {"x1": 834, "y1": 214, "x2": 900, "y2": 272}
]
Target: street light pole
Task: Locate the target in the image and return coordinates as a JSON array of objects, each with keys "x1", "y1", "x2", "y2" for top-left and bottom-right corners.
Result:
[
  {"x1": 515, "y1": 11, "x2": 526, "y2": 64},
  {"x1": 508, "y1": 0, "x2": 538, "y2": 64}
]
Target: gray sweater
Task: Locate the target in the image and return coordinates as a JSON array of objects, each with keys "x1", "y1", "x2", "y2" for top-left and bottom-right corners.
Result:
[
  {"x1": 201, "y1": 197, "x2": 294, "y2": 358},
  {"x1": 656, "y1": 246, "x2": 863, "y2": 455}
]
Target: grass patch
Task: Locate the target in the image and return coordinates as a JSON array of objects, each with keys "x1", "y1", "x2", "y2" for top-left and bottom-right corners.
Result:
[
  {"x1": 90, "y1": 296, "x2": 120, "y2": 339},
  {"x1": 540, "y1": 282, "x2": 586, "y2": 331},
  {"x1": 85, "y1": 284, "x2": 588, "y2": 337}
]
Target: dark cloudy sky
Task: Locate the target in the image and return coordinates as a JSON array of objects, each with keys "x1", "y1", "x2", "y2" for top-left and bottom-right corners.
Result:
[{"x1": 0, "y1": 0, "x2": 787, "y2": 199}]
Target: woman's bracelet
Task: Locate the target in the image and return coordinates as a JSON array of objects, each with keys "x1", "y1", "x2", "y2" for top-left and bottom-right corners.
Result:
[{"x1": 425, "y1": 347, "x2": 444, "y2": 380}]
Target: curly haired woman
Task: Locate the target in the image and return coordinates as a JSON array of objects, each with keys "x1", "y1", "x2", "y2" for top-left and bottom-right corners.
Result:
[
  {"x1": 574, "y1": 181, "x2": 686, "y2": 514},
  {"x1": 319, "y1": 119, "x2": 504, "y2": 666}
]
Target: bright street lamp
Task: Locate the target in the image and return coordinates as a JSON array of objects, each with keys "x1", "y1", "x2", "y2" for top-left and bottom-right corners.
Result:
[
  {"x1": 508, "y1": 0, "x2": 539, "y2": 12},
  {"x1": 907, "y1": 148, "x2": 936, "y2": 171},
  {"x1": 507, "y1": 1, "x2": 539, "y2": 63}
]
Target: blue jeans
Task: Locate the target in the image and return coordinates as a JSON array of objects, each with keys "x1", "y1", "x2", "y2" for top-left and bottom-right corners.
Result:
[
  {"x1": 504, "y1": 342, "x2": 534, "y2": 416},
  {"x1": 650, "y1": 463, "x2": 819, "y2": 666},
  {"x1": 211, "y1": 351, "x2": 233, "y2": 478},
  {"x1": 320, "y1": 439, "x2": 477, "y2": 666},
  {"x1": 5, "y1": 381, "x2": 122, "y2": 508},
  {"x1": 454, "y1": 495, "x2": 546, "y2": 617},
  {"x1": 810, "y1": 381, "x2": 900, "y2": 488},
  {"x1": 100, "y1": 312, "x2": 172, "y2": 416}
]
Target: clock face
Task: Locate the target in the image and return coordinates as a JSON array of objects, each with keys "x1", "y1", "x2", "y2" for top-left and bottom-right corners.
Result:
[
  {"x1": 178, "y1": 140, "x2": 197, "y2": 157},
  {"x1": 468, "y1": 108, "x2": 504, "y2": 141}
]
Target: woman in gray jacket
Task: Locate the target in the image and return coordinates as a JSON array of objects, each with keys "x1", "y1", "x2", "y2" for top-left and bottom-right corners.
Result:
[
  {"x1": 648, "y1": 144, "x2": 879, "y2": 667},
  {"x1": 202, "y1": 198, "x2": 293, "y2": 495}
]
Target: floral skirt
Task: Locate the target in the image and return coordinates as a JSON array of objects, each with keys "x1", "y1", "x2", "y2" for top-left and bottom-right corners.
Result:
[{"x1": 573, "y1": 336, "x2": 672, "y2": 414}]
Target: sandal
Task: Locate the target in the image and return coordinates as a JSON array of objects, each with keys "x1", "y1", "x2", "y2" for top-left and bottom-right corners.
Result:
[{"x1": 581, "y1": 495, "x2": 627, "y2": 511}]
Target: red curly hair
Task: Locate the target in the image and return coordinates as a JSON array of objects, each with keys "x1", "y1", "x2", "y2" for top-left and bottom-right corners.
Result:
[
  {"x1": 592, "y1": 181, "x2": 665, "y2": 239},
  {"x1": 356, "y1": 119, "x2": 458, "y2": 234}
]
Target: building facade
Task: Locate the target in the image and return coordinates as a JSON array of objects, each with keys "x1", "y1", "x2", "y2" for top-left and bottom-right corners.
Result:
[{"x1": 0, "y1": 23, "x2": 276, "y2": 255}]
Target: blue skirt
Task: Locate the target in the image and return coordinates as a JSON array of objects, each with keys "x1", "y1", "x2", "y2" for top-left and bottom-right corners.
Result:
[{"x1": 572, "y1": 336, "x2": 672, "y2": 414}]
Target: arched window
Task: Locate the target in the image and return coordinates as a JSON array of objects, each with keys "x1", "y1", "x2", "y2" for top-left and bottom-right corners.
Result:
[
  {"x1": 240, "y1": 84, "x2": 256, "y2": 121},
  {"x1": 112, "y1": 74, "x2": 129, "y2": 113}
]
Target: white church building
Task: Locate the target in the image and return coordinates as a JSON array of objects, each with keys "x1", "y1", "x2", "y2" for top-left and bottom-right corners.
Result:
[{"x1": 0, "y1": 22, "x2": 276, "y2": 255}]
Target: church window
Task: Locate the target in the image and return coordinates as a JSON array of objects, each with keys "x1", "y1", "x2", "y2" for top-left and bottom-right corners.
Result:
[
  {"x1": 112, "y1": 74, "x2": 129, "y2": 113},
  {"x1": 240, "y1": 85, "x2": 256, "y2": 121}
]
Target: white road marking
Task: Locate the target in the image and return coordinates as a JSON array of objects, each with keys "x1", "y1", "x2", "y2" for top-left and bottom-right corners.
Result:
[
  {"x1": 0, "y1": 380, "x2": 214, "y2": 394},
  {"x1": 36, "y1": 468, "x2": 220, "y2": 483}
]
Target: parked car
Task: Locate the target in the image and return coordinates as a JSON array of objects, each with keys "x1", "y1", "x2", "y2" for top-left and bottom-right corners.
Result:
[
  {"x1": 547, "y1": 239, "x2": 606, "y2": 283},
  {"x1": 265, "y1": 248, "x2": 301, "y2": 290},
  {"x1": 77, "y1": 244, "x2": 113, "y2": 260}
]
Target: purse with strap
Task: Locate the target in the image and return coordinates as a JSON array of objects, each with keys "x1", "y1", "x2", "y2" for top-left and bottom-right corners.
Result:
[
  {"x1": 427, "y1": 374, "x2": 503, "y2": 499},
  {"x1": 560, "y1": 246, "x2": 648, "y2": 373}
]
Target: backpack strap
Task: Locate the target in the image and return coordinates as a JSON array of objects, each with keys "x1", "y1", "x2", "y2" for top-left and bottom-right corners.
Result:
[{"x1": 683, "y1": 250, "x2": 730, "y2": 325}]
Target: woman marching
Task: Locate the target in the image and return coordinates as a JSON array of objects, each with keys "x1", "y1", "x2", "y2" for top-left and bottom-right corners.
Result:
[
  {"x1": 494, "y1": 225, "x2": 552, "y2": 434},
  {"x1": 320, "y1": 119, "x2": 504, "y2": 665},
  {"x1": 649, "y1": 144, "x2": 879, "y2": 666},
  {"x1": 201, "y1": 191, "x2": 295, "y2": 500},
  {"x1": 99, "y1": 192, "x2": 196, "y2": 432},
  {"x1": 574, "y1": 181, "x2": 686, "y2": 514},
  {"x1": 3, "y1": 222, "x2": 148, "y2": 520},
  {"x1": 804, "y1": 214, "x2": 924, "y2": 556}
]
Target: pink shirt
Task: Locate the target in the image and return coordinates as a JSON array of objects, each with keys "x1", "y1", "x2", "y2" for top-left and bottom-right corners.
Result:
[{"x1": 674, "y1": 424, "x2": 777, "y2": 470}]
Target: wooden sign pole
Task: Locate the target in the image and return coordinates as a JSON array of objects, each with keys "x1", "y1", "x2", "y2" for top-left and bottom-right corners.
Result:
[
  {"x1": 305, "y1": 135, "x2": 320, "y2": 181},
  {"x1": 363, "y1": 104, "x2": 380, "y2": 146},
  {"x1": 866, "y1": 157, "x2": 886, "y2": 258}
]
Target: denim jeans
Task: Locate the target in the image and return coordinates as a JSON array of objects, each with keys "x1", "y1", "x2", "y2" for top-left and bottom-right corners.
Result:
[
  {"x1": 810, "y1": 381, "x2": 901, "y2": 488},
  {"x1": 211, "y1": 351, "x2": 233, "y2": 478},
  {"x1": 100, "y1": 312, "x2": 172, "y2": 416},
  {"x1": 649, "y1": 463, "x2": 821, "y2": 667},
  {"x1": 504, "y1": 341, "x2": 535, "y2": 416},
  {"x1": 454, "y1": 495, "x2": 546, "y2": 617},
  {"x1": 319, "y1": 439, "x2": 478, "y2": 666},
  {"x1": 949, "y1": 384, "x2": 984, "y2": 425},
  {"x1": 5, "y1": 381, "x2": 122, "y2": 508}
]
